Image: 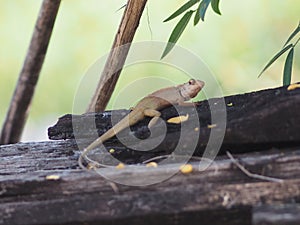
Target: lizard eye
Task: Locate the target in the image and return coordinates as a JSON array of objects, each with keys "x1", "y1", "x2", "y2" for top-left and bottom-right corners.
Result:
[{"x1": 188, "y1": 79, "x2": 196, "y2": 85}]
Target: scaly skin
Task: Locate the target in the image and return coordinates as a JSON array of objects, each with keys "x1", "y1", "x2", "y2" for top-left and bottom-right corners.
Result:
[{"x1": 78, "y1": 79, "x2": 205, "y2": 169}]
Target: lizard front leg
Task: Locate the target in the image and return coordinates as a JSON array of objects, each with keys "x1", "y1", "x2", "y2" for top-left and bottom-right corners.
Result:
[{"x1": 143, "y1": 109, "x2": 161, "y2": 128}]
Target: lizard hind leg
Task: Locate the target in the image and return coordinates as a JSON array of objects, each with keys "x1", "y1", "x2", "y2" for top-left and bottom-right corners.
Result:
[{"x1": 144, "y1": 109, "x2": 161, "y2": 128}]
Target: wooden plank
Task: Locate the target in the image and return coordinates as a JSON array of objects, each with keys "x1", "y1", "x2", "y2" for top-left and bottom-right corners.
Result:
[{"x1": 1, "y1": 141, "x2": 300, "y2": 225}]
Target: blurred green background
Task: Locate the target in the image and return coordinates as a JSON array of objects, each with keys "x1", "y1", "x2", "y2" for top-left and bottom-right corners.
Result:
[{"x1": 0, "y1": 0, "x2": 299, "y2": 141}]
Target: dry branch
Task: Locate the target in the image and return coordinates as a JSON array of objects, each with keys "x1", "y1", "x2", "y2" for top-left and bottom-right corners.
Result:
[
  {"x1": 87, "y1": 0, "x2": 148, "y2": 112},
  {"x1": 0, "y1": 0, "x2": 61, "y2": 144}
]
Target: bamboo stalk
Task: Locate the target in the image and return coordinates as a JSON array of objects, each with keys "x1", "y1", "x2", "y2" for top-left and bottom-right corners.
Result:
[
  {"x1": 87, "y1": 0, "x2": 148, "y2": 112},
  {"x1": 0, "y1": 0, "x2": 61, "y2": 144}
]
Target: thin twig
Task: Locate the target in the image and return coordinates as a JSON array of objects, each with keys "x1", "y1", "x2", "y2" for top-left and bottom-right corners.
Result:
[
  {"x1": 146, "y1": 5, "x2": 153, "y2": 40},
  {"x1": 115, "y1": 3, "x2": 127, "y2": 12},
  {"x1": 0, "y1": 0, "x2": 61, "y2": 144},
  {"x1": 226, "y1": 151, "x2": 284, "y2": 183}
]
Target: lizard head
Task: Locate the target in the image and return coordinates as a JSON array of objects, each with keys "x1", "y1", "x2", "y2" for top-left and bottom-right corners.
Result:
[{"x1": 179, "y1": 79, "x2": 205, "y2": 100}]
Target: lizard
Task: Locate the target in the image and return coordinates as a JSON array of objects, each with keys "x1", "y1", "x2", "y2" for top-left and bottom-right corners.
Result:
[{"x1": 78, "y1": 79, "x2": 205, "y2": 169}]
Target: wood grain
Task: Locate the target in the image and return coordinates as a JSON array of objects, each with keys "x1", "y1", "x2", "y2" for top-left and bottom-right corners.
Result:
[{"x1": 1, "y1": 141, "x2": 300, "y2": 225}]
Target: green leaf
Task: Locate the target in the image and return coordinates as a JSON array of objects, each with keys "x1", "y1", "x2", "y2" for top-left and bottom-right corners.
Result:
[
  {"x1": 161, "y1": 10, "x2": 194, "y2": 59},
  {"x1": 283, "y1": 21, "x2": 300, "y2": 48},
  {"x1": 164, "y1": 0, "x2": 199, "y2": 22},
  {"x1": 283, "y1": 47, "x2": 294, "y2": 86},
  {"x1": 211, "y1": 0, "x2": 221, "y2": 15},
  {"x1": 199, "y1": 0, "x2": 211, "y2": 21},
  {"x1": 194, "y1": 2, "x2": 201, "y2": 25},
  {"x1": 258, "y1": 43, "x2": 293, "y2": 77}
]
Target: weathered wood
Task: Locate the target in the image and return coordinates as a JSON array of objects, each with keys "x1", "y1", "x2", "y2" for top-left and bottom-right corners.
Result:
[
  {"x1": 2, "y1": 85, "x2": 300, "y2": 224},
  {"x1": 253, "y1": 204, "x2": 300, "y2": 225},
  {"x1": 0, "y1": 0, "x2": 61, "y2": 144},
  {"x1": 87, "y1": 0, "x2": 148, "y2": 112},
  {"x1": 49, "y1": 84, "x2": 300, "y2": 162},
  {"x1": 0, "y1": 141, "x2": 300, "y2": 225}
]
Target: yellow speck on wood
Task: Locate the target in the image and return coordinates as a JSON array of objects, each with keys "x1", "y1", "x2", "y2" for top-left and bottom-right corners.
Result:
[
  {"x1": 146, "y1": 162, "x2": 158, "y2": 168},
  {"x1": 167, "y1": 114, "x2": 189, "y2": 124},
  {"x1": 116, "y1": 163, "x2": 125, "y2": 169},
  {"x1": 109, "y1": 148, "x2": 115, "y2": 153},
  {"x1": 227, "y1": 102, "x2": 233, "y2": 107},
  {"x1": 287, "y1": 83, "x2": 300, "y2": 91},
  {"x1": 180, "y1": 164, "x2": 193, "y2": 174},
  {"x1": 87, "y1": 163, "x2": 97, "y2": 170},
  {"x1": 207, "y1": 124, "x2": 217, "y2": 129},
  {"x1": 46, "y1": 175, "x2": 60, "y2": 180}
]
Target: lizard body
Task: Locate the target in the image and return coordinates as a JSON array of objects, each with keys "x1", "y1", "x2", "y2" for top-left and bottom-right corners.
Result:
[{"x1": 79, "y1": 79, "x2": 205, "y2": 169}]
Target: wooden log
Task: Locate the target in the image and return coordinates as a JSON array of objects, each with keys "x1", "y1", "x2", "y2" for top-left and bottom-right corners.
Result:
[
  {"x1": 0, "y1": 141, "x2": 300, "y2": 225},
  {"x1": 48, "y1": 84, "x2": 300, "y2": 162}
]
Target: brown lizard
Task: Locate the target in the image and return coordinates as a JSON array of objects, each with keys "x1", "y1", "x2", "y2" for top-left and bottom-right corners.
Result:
[{"x1": 78, "y1": 79, "x2": 205, "y2": 169}]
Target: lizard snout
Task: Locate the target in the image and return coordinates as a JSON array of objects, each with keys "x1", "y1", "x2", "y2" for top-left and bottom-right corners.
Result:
[{"x1": 196, "y1": 80, "x2": 205, "y2": 89}]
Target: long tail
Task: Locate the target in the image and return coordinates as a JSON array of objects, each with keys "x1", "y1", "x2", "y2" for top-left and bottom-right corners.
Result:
[
  {"x1": 78, "y1": 144, "x2": 104, "y2": 170},
  {"x1": 78, "y1": 129, "x2": 115, "y2": 170},
  {"x1": 78, "y1": 113, "x2": 134, "y2": 170}
]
